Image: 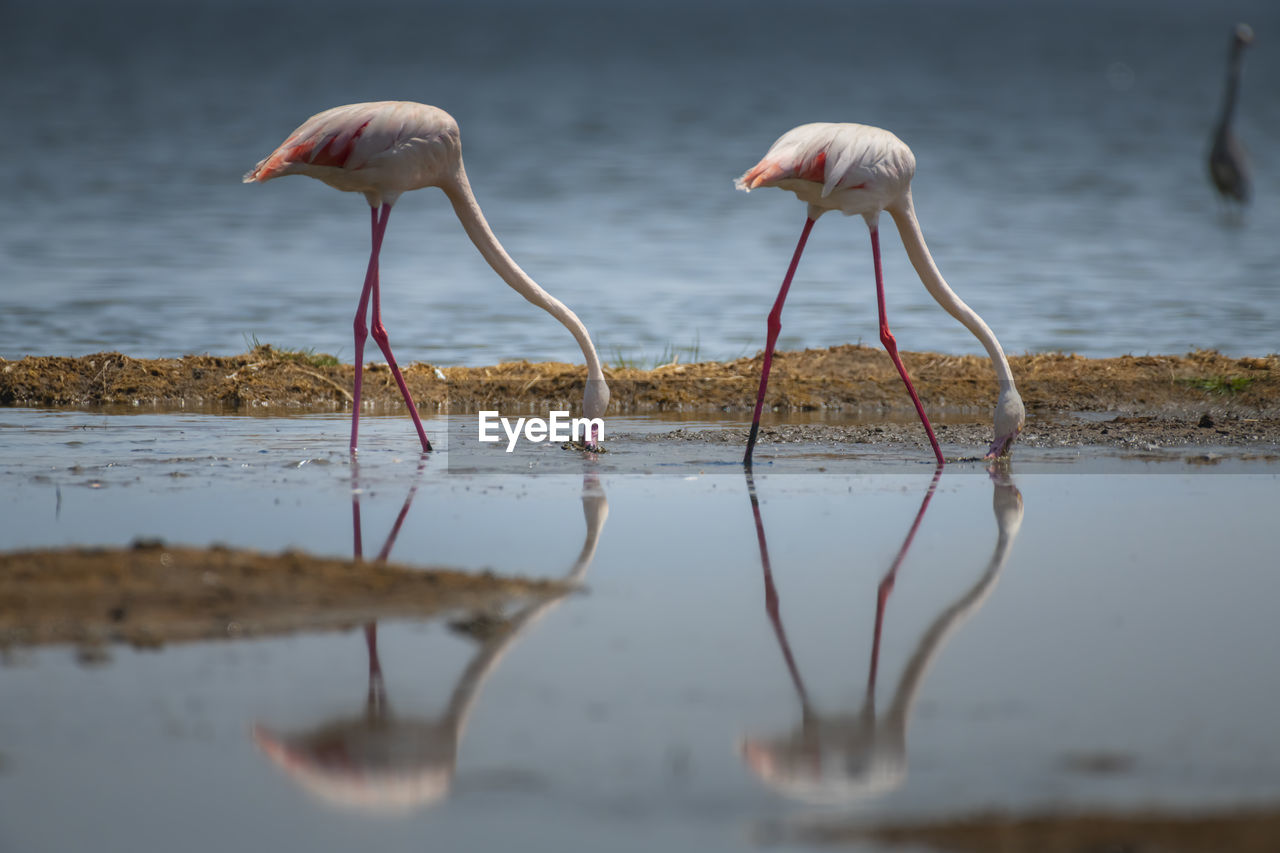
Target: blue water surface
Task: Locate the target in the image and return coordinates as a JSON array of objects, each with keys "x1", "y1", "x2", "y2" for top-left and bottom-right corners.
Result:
[{"x1": 3, "y1": 0, "x2": 1278, "y2": 365}]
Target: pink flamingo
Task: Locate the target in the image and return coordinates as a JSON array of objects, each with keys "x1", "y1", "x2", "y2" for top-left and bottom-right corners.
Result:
[
  {"x1": 245, "y1": 101, "x2": 609, "y2": 453},
  {"x1": 736, "y1": 123, "x2": 1024, "y2": 467}
]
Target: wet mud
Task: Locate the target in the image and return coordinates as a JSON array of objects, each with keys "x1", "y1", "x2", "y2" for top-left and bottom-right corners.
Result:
[
  {"x1": 629, "y1": 414, "x2": 1280, "y2": 455},
  {"x1": 794, "y1": 805, "x2": 1280, "y2": 852},
  {"x1": 0, "y1": 540, "x2": 563, "y2": 656},
  {"x1": 3, "y1": 345, "x2": 1277, "y2": 421}
]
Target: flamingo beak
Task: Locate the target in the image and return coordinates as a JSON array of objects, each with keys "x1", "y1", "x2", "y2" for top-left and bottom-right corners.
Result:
[{"x1": 737, "y1": 160, "x2": 789, "y2": 191}]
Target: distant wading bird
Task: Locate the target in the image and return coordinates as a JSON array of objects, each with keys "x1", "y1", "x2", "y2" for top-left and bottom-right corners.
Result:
[
  {"x1": 736, "y1": 123, "x2": 1024, "y2": 467},
  {"x1": 245, "y1": 101, "x2": 609, "y2": 453},
  {"x1": 1208, "y1": 24, "x2": 1254, "y2": 206}
]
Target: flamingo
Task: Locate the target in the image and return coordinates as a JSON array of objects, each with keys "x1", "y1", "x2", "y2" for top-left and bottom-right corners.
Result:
[
  {"x1": 1208, "y1": 24, "x2": 1254, "y2": 206},
  {"x1": 736, "y1": 123, "x2": 1024, "y2": 467},
  {"x1": 245, "y1": 101, "x2": 609, "y2": 453}
]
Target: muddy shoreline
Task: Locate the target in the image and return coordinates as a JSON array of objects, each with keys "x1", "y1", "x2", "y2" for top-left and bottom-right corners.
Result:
[
  {"x1": 4, "y1": 345, "x2": 1278, "y2": 448},
  {"x1": 791, "y1": 804, "x2": 1280, "y2": 852},
  {"x1": 623, "y1": 415, "x2": 1280, "y2": 455}
]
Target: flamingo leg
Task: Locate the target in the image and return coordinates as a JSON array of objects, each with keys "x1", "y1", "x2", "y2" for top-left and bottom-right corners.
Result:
[
  {"x1": 374, "y1": 455, "x2": 425, "y2": 563},
  {"x1": 747, "y1": 471, "x2": 813, "y2": 716},
  {"x1": 744, "y1": 217, "x2": 816, "y2": 467},
  {"x1": 366, "y1": 204, "x2": 432, "y2": 453},
  {"x1": 866, "y1": 464, "x2": 942, "y2": 698},
  {"x1": 868, "y1": 226, "x2": 945, "y2": 466},
  {"x1": 364, "y1": 622, "x2": 387, "y2": 718},
  {"x1": 351, "y1": 455, "x2": 364, "y2": 560},
  {"x1": 350, "y1": 206, "x2": 388, "y2": 453}
]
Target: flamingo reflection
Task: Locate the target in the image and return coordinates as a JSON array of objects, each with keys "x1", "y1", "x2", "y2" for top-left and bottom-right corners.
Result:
[
  {"x1": 741, "y1": 466, "x2": 1023, "y2": 803},
  {"x1": 254, "y1": 462, "x2": 608, "y2": 813}
]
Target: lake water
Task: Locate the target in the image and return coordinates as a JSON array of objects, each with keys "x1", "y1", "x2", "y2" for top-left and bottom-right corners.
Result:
[
  {"x1": 2, "y1": 410, "x2": 1280, "y2": 852},
  {"x1": 2, "y1": 0, "x2": 1278, "y2": 367}
]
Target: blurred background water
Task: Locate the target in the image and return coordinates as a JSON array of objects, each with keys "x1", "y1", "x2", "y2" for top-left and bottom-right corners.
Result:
[{"x1": 2, "y1": 0, "x2": 1276, "y2": 366}]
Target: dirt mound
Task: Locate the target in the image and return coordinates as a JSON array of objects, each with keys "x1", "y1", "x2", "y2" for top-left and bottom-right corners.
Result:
[{"x1": 2, "y1": 345, "x2": 1276, "y2": 418}]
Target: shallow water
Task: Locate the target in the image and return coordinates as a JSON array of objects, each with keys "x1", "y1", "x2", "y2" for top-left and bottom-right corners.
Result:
[
  {"x1": 3, "y1": 410, "x2": 1280, "y2": 851},
  {"x1": 3, "y1": 0, "x2": 1279, "y2": 367}
]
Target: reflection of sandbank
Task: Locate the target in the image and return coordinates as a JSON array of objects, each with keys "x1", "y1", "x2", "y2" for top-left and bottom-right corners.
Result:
[
  {"x1": 742, "y1": 467, "x2": 1023, "y2": 804},
  {"x1": 0, "y1": 541, "x2": 559, "y2": 652},
  {"x1": 254, "y1": 469, "x2": 608, "y2": 813}
]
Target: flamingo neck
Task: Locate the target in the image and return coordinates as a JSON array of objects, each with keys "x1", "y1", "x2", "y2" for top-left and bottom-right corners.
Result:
[
  {"x1": 886, "y1": 191, "x2": 1016, "y2": 393},
  {"x1": 443, "y1": 487, "x2": 606, "y2": 732},
  {"x1": 1219, "y1": 48, "x2": 1246, "y2": 128},
  {"x1": 441, "y1": 166, "x2": 605, "y2": 384},
  {"x1": 886, "y1": 504, "x2": 1014, "y2": 727}
]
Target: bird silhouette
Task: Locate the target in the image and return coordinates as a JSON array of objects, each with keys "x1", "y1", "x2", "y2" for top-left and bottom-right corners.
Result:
[{"x1": 1208, "y1": 24, "x2": 1254, "y2": 207}]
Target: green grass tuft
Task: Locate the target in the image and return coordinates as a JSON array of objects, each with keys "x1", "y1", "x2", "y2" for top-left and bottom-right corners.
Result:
[
  {"x1": 608, "y1": 335, "x2": 702, "y2": 370},
  {"x1": 1180, "y1": 375, "x2": 1254, "y2": 394},
  {"x1": 244, "y1": 334, "x2": 341, "y2": 368}
]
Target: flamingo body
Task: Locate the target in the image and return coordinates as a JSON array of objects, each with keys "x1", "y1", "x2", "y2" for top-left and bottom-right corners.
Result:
[
  {"x1": 737, "y1": 123, "x2": 914, "y2": 217},
  {"x1": 737, "y1": 122, "x2": 1024, "y2": 465},
  {"x1": 246, "y1": 102, "x2": 458, "y2": 205},
  {"x1": 246, "y1": 101, "x2": 608, "y2": 453}
]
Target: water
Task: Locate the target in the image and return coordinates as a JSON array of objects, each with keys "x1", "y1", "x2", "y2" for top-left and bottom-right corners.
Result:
[
  {"x1": 3, "y1": 0, "x2": 1278, "y2": 367},
  {"x1": 2, "y1": 411, "x2": 1280, "y2": 850}
]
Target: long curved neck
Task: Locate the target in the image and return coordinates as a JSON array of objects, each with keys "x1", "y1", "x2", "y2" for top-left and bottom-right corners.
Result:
[
  {"x1": 442, "y1": 166, "x2": 604, "y2": 381},
  {"x1": 442, "y1": 485, "x2": 608, "y2": 733},
  {"x1": 1218, "y1": 44, "x2": 1246, "y2": 129},
  {"x1": 887, "y1": 191, "x2": 1016, "y2": 393},
  {"x1": 885, "y1": 483, "x2": 1020, "y2": 728}
]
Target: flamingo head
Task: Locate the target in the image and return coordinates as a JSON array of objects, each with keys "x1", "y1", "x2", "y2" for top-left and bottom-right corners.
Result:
[
  {"x1": 985, "y1": 387, "x2": 1025, "y2": 460},
  {"x1": 739, "y1": 731, "x2": 907, "y2": 804},
  {"x1": 582, "y1": 377, "x2": 610, "y2": 448}
]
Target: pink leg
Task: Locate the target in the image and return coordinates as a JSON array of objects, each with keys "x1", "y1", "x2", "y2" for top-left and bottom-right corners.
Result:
[
  {"x1": 351, "y1": 455, "x2": 363, "y2": 560},
  {"x1": 747, "y1": 471, "x2": 812, "y2": 715},
  {"x1": 744, "y1": 217, "x2": 816, "y2": 467},
  {"x1": 374, "y1": 455, "x2": 425, "y2": 563},
  {"x1": 350, "y1": 206, "x2": 387, "y2": 453},
  {"x1": 869, "y1": 227, "x2": 945, "y2": 466},
  {"x1": 866, "y1": 463, "x2": 942, "y2": 699},
  {"x1": 367, "y1": 204, "x2": 432, "y2": 453},
  {"x1": 364, "y1": 622, "x2": 386, "y2": 717}
]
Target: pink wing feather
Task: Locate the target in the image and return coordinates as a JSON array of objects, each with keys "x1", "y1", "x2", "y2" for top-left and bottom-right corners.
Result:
[
  {"x1": 243, "y1": 102, "x2": 430, "y2": 183},
  {"x1": 736, "y1": 123, "x2": 908, "y2": 198}
]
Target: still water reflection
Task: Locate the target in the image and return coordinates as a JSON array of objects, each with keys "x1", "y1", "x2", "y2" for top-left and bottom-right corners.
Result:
[
  {"x1": 742, "y1": 467, "x2": 1023, "y2": 807},
  {"x1": 254, "y1": 465, "x2": 609, "y2": 813}
]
